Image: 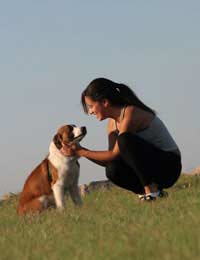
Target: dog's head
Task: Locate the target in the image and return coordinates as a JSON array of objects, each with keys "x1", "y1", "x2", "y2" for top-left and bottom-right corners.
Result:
[{"x1": 53, "y1": 124, "x2": 87, "y2": 150}]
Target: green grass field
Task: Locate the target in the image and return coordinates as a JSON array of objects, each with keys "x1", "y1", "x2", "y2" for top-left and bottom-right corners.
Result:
[{"x1": 1, "y1": 174, "x2": 200, "y2": 260}]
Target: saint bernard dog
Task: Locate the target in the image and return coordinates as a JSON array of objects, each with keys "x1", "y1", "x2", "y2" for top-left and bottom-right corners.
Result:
[{"x1": 17, "y1": 124, "x2": 87, "y2": 216}]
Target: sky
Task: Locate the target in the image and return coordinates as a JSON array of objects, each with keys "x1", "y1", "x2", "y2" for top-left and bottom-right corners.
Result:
[{"x1": 0, "y1": 0, "x2": 200, "y2": 197}]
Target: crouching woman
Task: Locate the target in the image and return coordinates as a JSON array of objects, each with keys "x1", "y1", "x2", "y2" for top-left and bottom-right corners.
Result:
[{"x1": 62, "y1": 78, "x2": 182, "y2": 201}]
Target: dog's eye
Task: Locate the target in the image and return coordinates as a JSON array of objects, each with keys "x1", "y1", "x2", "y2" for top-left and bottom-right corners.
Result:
[{"x1": 68, "y1": 125, "x2": 75, "y2": 130}]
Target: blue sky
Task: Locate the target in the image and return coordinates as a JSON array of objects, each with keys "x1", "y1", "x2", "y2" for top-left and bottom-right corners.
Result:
[{"x1": 0, "y1": 0, "x2": 200, "y2": 196}]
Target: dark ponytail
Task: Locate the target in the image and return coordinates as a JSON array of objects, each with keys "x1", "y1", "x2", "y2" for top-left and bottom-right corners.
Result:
[{"x1": 81, "y1": 78, "x2": 155, "y2": 115}]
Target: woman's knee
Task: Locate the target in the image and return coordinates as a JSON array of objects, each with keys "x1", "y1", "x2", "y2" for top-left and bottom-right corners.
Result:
[
  {"x1": 117, "y1": 132, "x2": 137, "y2": 146},
  {"x1": 117, "y1": 132, "x2": 137, "y2": 152}
]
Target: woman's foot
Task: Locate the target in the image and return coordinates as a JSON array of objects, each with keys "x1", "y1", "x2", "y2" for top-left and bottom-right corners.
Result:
[
  {"x1": 138, "y1": 190, "x2": 168, "y2": 201},
  {"x1": 138, "y1": 194, "x2": 146, "y2": 201}
]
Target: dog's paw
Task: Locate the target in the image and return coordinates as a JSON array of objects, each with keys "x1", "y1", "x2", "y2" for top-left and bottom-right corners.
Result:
[{"x1": 56, "y1": 205, "x2": 65, "y2": 211}]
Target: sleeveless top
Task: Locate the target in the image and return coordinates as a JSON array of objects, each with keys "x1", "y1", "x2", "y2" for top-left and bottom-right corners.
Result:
[{"x1": 115, "y1": 107, "x2": 180, "y2": 155}]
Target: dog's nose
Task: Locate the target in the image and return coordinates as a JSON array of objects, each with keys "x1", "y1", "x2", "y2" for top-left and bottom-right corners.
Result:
[{"x1": 81, "y1": 126, "x2": 87, "y2": 134}]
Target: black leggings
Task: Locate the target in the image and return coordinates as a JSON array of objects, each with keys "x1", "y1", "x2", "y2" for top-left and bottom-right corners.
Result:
[{"x1": 106, "y1": 132, "x2": 182, "y2": 194}]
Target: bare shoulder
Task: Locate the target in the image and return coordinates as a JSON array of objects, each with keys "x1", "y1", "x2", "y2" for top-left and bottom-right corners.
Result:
[
  {"x1": 125, "y1": 105, "x2": 152, "y2": 119},
  {"x1": 123, "y1": 105, "x2": 154, "y2": 131},
  {"x1": 107, "y1": 106, "x2": 152, "y2": 135},
  {"x1": 107, "y1": 118, "x2": 115, "y2": 133},
  {"x1": 125, "y1": 105, "x2": 135, "y2": 113},
  {"x1": 124, "y1": 105, "x2": 135, "y2": 119}
]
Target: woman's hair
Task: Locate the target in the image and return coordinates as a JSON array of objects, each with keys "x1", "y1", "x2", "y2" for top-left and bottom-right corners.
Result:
[{"x1": 81, "y1": 78, "x2": 156, "y2": 115}]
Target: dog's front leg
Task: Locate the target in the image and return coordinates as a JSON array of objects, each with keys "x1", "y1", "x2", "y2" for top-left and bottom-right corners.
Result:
[
  {"x1": 69, "y1": 185, "x2": 83, "y2": 206},
  {"x1": 52, "y1": 183, "x2": 65, "y2": 209}
]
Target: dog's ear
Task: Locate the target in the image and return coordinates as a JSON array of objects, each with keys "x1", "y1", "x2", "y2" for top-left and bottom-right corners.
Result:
[{"x1": 53, "y1": 134, "x2": 62, "y2": 149}]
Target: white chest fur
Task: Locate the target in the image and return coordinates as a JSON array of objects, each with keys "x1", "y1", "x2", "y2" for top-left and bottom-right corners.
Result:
[
  {"x1": 47, "y1": 142, "x2": 81, "y2": 208},
  {"x1": 48, "y1": 142, "x2": 79, "y2": 184}
]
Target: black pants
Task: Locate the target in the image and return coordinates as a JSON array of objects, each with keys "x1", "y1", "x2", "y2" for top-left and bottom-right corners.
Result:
[{"x1": 106, "y1": 132, "x2": 182, "y2": 194}]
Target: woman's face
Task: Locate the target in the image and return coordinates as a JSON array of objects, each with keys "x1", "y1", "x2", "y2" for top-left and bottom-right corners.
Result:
[{"x1": 85, "y1": 96, "x2": 108, "y2": 121}]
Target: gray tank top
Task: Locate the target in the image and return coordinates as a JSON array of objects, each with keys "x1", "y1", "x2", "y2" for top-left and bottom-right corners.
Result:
[
  {"x1": 136, "y1": 116, "x2": 180, "y2": 154},
  {"x1": 115, "y1": 108, "x2": 180, "y2": 155}
]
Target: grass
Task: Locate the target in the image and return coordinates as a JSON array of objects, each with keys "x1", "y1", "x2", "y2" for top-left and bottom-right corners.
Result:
[{"x1": 1, "y1": 174, "x2": 200, "y2": 260}]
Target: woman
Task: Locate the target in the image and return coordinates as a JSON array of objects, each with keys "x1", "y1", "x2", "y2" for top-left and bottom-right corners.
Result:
[{"x1": 62, "y1": 78, "x2": 182, "y2": 201}]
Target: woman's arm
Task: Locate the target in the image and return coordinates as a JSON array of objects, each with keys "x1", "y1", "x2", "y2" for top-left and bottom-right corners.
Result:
[
  {"x1": 72, "y1": 106, "x2": 154, "y2": 164},
  {"x1": 81, "y1": 150, "x2": 109, "y2": 167},
  {"x1": 76, "y1": 119, "x2": 119, "y2": 162},
  {"x1": 63, "y1": 119, "x2": 119, "y2": 166},
  {"x1": 62, "y1": 108, "x2": 146, "y2": 164},
  {"x1": 77, "y1": 144, "x2": 119, "y2": 162}
]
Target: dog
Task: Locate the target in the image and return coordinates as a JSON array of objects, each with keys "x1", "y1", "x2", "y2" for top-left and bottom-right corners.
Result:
[{"x1": 17, "y1": 124, "x2": 87, "y2": 216}]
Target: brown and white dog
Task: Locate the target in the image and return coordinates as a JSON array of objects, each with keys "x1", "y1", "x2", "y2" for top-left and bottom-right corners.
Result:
[{"x1": 17, "y1": 124, "x2": 87, "y2": 216}]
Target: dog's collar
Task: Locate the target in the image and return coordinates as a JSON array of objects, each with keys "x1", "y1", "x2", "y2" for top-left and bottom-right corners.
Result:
[{"x1": 47, "y1": 161, "x2": 53, "y2": 182}]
